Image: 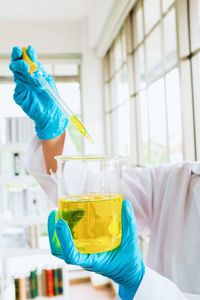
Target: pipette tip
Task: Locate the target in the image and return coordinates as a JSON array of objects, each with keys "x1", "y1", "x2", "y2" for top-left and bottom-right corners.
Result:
[{"x1": 85, "y1": 132, "x2": 94, "y2": 144}]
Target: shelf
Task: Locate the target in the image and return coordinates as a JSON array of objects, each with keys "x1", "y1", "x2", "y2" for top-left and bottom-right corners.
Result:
[
  {"x1": 35, "y1": 297, "x2": 66, "y2": 300},
  {"x1": 0, "y1": 143, "x2": 28, "y2": 152},
  {"x1": 69, "y1": 269, "x2": 90, "y2": 281},
  {"x1": 0, "y1": 248, "x2": 50, "y2": 258},
  {"x1": 0, "y1": 214, "x2": 48, "y2": 226},
  {"x1": 0, "y1": 174, "x2": 35, "y2": 183}
]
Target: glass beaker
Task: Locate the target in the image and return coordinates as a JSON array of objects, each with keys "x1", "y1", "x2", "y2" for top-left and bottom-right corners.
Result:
[{"x1": 55, "y1": 155, "x2": 123, "y2": 254}]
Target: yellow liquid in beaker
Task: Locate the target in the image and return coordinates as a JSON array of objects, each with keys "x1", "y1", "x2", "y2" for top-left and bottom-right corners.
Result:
[{"x1": 58, "y1": 193, "x2": 122, "y2": 254}]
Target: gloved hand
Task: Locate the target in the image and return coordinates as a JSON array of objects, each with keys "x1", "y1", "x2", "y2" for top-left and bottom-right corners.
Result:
[
  {"x1": 9, "y1": 46, "x2": 68, "y2": 140},
  {"x1": 48, "y1": 200, "x2": 145, "y2": 300}
]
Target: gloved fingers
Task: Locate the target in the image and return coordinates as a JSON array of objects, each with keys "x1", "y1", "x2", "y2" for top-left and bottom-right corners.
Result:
[
  {"x1": 48, "y1": 210, "x2": 64, "y2": 259},
  {"x1": 121, "y1": 200, "x2": 137, "y2": 245},
  {"x1": 56, "y1": 219, "x2": 89, "y2": 267},
  {"x1": 9, "y1": 60, "x2": 30, "y2": 75},
  {"x1": 11, "y1": 46, "x2": 22, "y2": 61},
  {"x1": 27, "y1": 45, "x2": 38, "y2": 63}
]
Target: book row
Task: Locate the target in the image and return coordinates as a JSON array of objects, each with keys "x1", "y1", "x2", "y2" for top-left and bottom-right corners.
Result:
[{"x1": 14, "y1": 268, "x2": 64, "y2": 300}]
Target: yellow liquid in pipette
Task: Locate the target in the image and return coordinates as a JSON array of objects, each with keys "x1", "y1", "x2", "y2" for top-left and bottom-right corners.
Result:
[
  {"x1": 70, "y1": 115, "x2": 94, "y2": 143},
  {"x1": 58, "y1": 193, "x2": 122, "y2": 253},
  {"x1": 22, "y1": 48, "x2": 93, "y2": 144}
]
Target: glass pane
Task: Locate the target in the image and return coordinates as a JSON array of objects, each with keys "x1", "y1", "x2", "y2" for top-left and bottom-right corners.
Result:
[
  {"x1": 165, "y1": 69, "x2": 183, "y2": 162},
  {"x1": 118, "y1": 101, "x2": 131, "y2": 156},
  {"x1": 134, "y1": 45, "x2": 146, "y2": 91},
  {"x1": 148, "y1": 79, "x2": 168, "y2": 164},
  {"x1": 109, "y1": 48, "x2": 115, "y2": 77},
  {"x1": 40, "y1": 60, "x2": 53, "y2": 75},
  {"x1": 112, "y1": 102, "x2": 131, "y2": 156},
  {"x1": 43, "y1": 64, "x2": 53, "y2": 75},
  {"x1": 104, "y1": 83, "x2": 111, "y2": 113},
  {"x1": 0, "y1": 64, "x2": 12, "y2": 76},
  {"x1": 121, "y1": 28, "x2": 127, "y2": 62},
  {"x1": 0, "y1": 83, "x2": 25, "y2": 117},
  {"x1": 118, "y1": 66, "x2": 129, "y2": 102},
  {"x1": 111, "y1": 109, "x2": 119, "y2": 153},
  {"x1": 133, "y1": 4, "x2": 144, "y2": 47},
  {"x1": 105, "y1": 113, "x2": 112, "y2": 153},
  {"x1": 139, "y1": 90, "x2": 150, "y2": 164},
  {"x1": 114, "y1": 36, "x2": 123, "y2": 71},
  {"x1": 124, "y1": 15, "x2": 133, "y2": 54},
  {"x1": 54, "y1": 64, "x2": 78, "y2": 76},
  {"x1": 163, "y1": 8, "x2": 177, "y2": 70},
  {"x1": 192, "y1": 54, "x2": 200, "y2": 159},
  {"x1": 103, "y1": 55, "x2": 110, "y2": 82},
  {"x1": 56, "y1": 82, "x2": 81, "y2": 114},
  {"x1": 196, "y1": 0, "x2": 200, "y2": 49},
  {"x1": 110, "y1": 75, "x2": 117, "y2": 110},
  {"x1": 189, "y1": 0, "x2": 200, "y2": 51},
  {"x1": 162, "y1": 0, "x2": 174, "y2": 13},
  {"x1": 110, "y1": 67, "x2": 129, "y2": 110},
  {"x1": 146, "y1": 26, "x2": 162, "y2": 82},
  {"x1": 144, "y1": 0, "x2": 161, "y2": 34},
  {"x1": 127, "y1": 55, "x2": 135, "y2": 96}
]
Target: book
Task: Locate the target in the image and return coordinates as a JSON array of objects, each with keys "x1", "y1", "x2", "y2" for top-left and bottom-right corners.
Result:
[
  {"x1": 41, "y1": 269, "x2": 47, "y2": 296},
  {"x1": 19, "y1": 278, "x2": 26, "y2": 300},
  {"x1": 58, "y1": 268, "x2": 63, "y2": 295},
  {"x1": 37, "y1": 272, "x2": 43, "y2": 296},
  {"x1": 30, "y1": 269, "x2": 38, "y2": 298},
  {"x1": 26, "y1": 275, "x2": 31, "y2": 299},
  {"x1": 45, "y1": 269, "x2": 54, "y2": 297},
  {"x1": 53, "y1": 268, "x2": 60, "y2": 295},
  {"x1": 14, "y1": 278, "x2": 20, "y2": 300}
]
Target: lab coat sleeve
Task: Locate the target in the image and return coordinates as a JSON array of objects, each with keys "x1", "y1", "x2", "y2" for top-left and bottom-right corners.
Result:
[
  {"x1": 115, "y1": 267, "x2": 188, "y2": 300},
  {"x1": 122, "y1": 166, "x2": 153, "y2": 234},
  {"x1": 122, "y1": 162, "x2": 199, "y2": 234},
  {"x1": 24, "y1": 136, "x2": 58, "y2": 204}
]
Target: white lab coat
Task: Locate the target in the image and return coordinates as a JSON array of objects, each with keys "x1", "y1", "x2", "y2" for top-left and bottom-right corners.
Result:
[{"x1": 25, "y1": 137, "x2": 200, "y2": 300}]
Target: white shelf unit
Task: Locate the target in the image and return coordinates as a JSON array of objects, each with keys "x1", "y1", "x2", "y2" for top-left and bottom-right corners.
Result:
[
  {"x1": 0, "y1": 214, "x2": 48, "y2": 227},
  {"x1": 0, "y1": 119, "x2": 91, "y2": 300},
  {"x1": 0, "y1": 248, "x2": 49, "y2": 259},
  {"x1": 0, "y1": 136, "x2": 69, "y2": 300},
  {"x1": 0, "y1": 143, "x2": 28, "y2": 152}
]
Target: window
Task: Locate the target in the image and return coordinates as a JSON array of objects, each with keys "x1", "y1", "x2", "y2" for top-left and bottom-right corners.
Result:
[
  {"x1": 144, "y1": 0, "x2": 160, "y2": 34},
  {"x1": 104, "y1": 28, "x2": 131, "y2": 157},
  {"x1": 104, "y1": 0, "x2": 185, "y2": 165},
  {"x1": 189, "y1": 0, "x2": 200, "y2": 159},
  {"x1": 0, "y1": 56, "x2": 82, "y2": 152}
]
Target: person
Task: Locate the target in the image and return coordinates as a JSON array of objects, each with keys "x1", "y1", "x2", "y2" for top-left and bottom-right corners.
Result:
[{"x1": 9, "y1": 46, "x2": 200, "y2": 300}]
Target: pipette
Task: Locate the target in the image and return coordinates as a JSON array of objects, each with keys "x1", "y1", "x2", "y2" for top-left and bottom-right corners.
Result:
[{"x1": 22, "y1": 47, "x2": 94, "y2": 143}]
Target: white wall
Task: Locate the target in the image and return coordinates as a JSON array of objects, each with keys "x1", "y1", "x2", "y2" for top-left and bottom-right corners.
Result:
[
  {"x1": 0, "y1": 21, "x2": 81, "y2": 54},
  {"x1": 0, "y1": 19, "x2": 105, "y2": 153},
  {"x1": 81, "y1": 19, "x2": 105, "y2": 153},
  {"x1": 88, "y1": 0, "x2": 116, "y2": 49}
]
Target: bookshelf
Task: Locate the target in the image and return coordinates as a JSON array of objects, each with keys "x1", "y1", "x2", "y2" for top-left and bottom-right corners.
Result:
[
  {"x1": 0, "y1": 214, "x2": 48, "y2": 227},
  {"x1": 0, "y1": 116, "x2": 104, "y2": 300},
  {"x1": 1, "y1": 261, "x2": 70, "y2": 300},
  {"x1": 0, "y1": 116, "x2": 71, "y2": 300},
  {"x1": 0, "y1": 248, "x2": 49, "y2": 259}
]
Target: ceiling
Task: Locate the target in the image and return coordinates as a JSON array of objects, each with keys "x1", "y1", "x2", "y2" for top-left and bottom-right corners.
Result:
[{"x1": 0, "y1": 0, "x2": 93, "y2": 22}]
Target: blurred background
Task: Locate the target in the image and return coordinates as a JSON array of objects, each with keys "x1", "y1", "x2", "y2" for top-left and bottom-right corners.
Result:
[{"x1": 0, "y1": 0, "x2": 200, "y2": 299}]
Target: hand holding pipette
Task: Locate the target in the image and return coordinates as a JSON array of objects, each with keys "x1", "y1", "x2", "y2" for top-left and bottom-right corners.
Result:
[
  {"x1": 10, "y1": 45, "x2": 93, "y2": 143},
  {"x1": 9, "y1": 46, "x2": 68, "y2": 140}
]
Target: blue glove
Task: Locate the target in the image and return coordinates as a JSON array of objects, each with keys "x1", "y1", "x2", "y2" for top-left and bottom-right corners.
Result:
[
  {"x1": 9, "y1": 46, "x2": 68, "y2": 140},
  {"x1": 48, "y1": 200, "x2": 145, "y2": 300}
]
